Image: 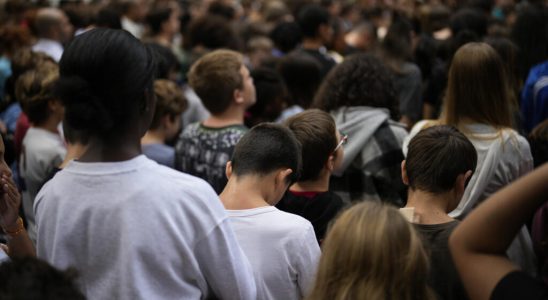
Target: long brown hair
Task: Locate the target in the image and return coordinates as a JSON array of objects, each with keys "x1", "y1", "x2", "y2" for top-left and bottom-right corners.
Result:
[
  {"x1": 441, "y1": 42, "x2": 513, "y2": 130},
  {"x1": 306, "y1": 202, "x2": 435, "y2": 300}
]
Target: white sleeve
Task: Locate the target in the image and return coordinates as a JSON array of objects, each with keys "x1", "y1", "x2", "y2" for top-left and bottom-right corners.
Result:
[
  {"x1": 194, "y1": 218, "x2": 257, "y2": 300},
  {"x1": 293, "y1": 224, "x2": 321, "y2": 298}
]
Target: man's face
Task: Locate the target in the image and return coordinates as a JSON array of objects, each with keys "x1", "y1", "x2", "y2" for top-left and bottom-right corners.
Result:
[{"x1": 239, "y1": 65, "x2": 256, "y2": 108}]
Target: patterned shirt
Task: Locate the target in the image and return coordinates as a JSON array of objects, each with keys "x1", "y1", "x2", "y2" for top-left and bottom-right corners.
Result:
[{"x1": 175, "y1": 123, "x2": 248, "y2": 193}]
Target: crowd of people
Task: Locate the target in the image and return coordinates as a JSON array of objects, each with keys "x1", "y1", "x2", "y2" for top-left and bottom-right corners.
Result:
[{"x1": 0, "y1": 0, "x2": 547, "y2": 299}]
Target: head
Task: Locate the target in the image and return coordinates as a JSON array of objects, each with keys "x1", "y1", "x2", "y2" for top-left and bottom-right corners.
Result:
[
  {"x1": 297, "y1": 4, "x2": 332, "y2": 43},
  {"x1": 245, "y1": 68, "x2": 286, "y2": 127},
  {"x1": 402, "y1": 125, "x2": 477, "y2": 210},
  {"x1": 227, "y1": 123, "x2": 301, "y2": 204},
  {"x1": 270, "y1": 21, "x2": 302, "y2": 54},
  {"x1": 35, "y1": 8, "x2": 73, "y2": 43},
  {"x1": 277, "y1": 52, "x2": 322, "y2": 109},
  {"x1": 147, "y1": 43, "x2": 180, "y2": 81},
  {"x1": 284, "y1": 109, "x2": 342, "y2": 182},
  {"x1": 149, "y1": 79, "x2": 187, "y2": 140},
  {"x1": 16, "y1": 61, "x2": 63, "y2": 127},
  {"x1": 381, "y1": 17, "x2": 413, "y2": 64},
  {"x1": 146, "y1": 4, "x2": 180, "y2": 37},
  {"x1": 308, "y1": 202, "x2": 434, "y2": 300},
  {"x1": 449, "y1": 8, "x2": 487, "y2": 38},
  {"x1": 441, "y1": 42, "x2": 513, "y2": 128},
  {"x1": 313, "y1": 54, "x2": 400, "y2": 120},
  {"x1": 187, "y1": 14, "x2": 241, "y2": 51},
  {"x1": 0, "y1": 257, "x2": 85, "y2": 300},
  {"x1": 56, "y1": 28, "x2": 156, "y2": 145},
  {"x1": 188, "y1": 49, "x2": 255, "y2": 115}
]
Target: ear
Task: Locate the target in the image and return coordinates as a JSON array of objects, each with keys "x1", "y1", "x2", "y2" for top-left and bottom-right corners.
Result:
[
  {"x1": 401, "y1": 160, "x2": 409, "y2": 186},
  {"x1": 326, "y1": 154, "x2": 335, "y2": 172},
  {"x1": 455, "y1": 170, "x2": 473, "y2": 195},
  {"x1": 233, "y1": 88, "x2": 245, "y2": 105},
  {"x1": 48, "y1": 99, "x2": 62, "y2": 112},
  {"x1": 225, "y1": 161, "x2": 233, "y2": 180},
  {"x1": 275, "y1": 168, "x2": 293, "y2": 188}
]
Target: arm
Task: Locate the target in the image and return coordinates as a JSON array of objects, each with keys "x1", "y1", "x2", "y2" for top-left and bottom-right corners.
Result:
[
  {"x1": 449, "y1": 163, "x2": 548, "y2": 300},
  {"x1": 0, "y1": 174, "x2": 36, "y2": 258}
]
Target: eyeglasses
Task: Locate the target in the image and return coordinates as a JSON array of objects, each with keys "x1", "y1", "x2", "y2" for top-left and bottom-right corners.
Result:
[{"x1": 333, "y1": 133, "x2": 348, "y2": 153}]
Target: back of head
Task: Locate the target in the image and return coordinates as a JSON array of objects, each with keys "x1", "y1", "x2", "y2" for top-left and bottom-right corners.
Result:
[
  {"x1": 449, "y1": 8, "x2": 487, "y2": 38},
  {"x1": 297, "y1": 4, "x2": 330, "y2": 38},
  {"x1": 442, "y1": 42, "x2": 512, "y2": 128},
  {"x1": 147, "y1": 42, "x2": 180, "y2": 80},
  {"x1": 231, "y1": 123, "x2": 301, "y2": 183},
  {"x1": 187, "y1": 14, "x2": 241, "y2": 51},
  {"x1": 313, "y1": 54, "x2": 399, "y2": 120},
  {"x1": 381, "y1": 17, "x2": 413, "y2": 63},
  {"x1": 188, "y1": 49, "x2": 243, "y2": 115},
  {"x1": 16, "y1": 61, "x2": 59, "y2": 125},
  {"x1": 246, "y1": 67, "x2": 286, "y2": 126},
  {"x1": 35, "y1": 8, "x2": 65, "y2": 38},
  {"x1": 0, "y1": 257, "x2": 85, "y2": 300},
  {"x1": 308, "y1": 201, "x2": 433, "y2": 300},
  {"x1": 284, "y1": 109, "x2": 337, "y2": 182},
  {"x1": 56, "y1": 28, "x2": 156, "y2": 141},
  {"x1": 407, "y1": 125, "x2": 477, "y2": 194},
  {"x1": 270, "y1": 21, "x2": 302, "y2": 54},
  {"x1": 146, "y1": 5, "x2": 174, "y2": 35},
  {"x1": 277, "y1": 52, "x2": 322, "y2": 108},
  {"x1": 149, "y1": 79, "x2": 187, "y2": 130}
]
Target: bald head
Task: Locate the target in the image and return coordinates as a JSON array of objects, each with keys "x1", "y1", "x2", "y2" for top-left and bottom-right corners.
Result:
[{"x1": 35, "y1": 8, "x2": 73, "y2": 42}]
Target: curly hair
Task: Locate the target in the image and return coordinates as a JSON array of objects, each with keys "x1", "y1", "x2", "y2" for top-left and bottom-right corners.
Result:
[{"x1": 313, "y1": 54, "x2": 400, "y2": 120}]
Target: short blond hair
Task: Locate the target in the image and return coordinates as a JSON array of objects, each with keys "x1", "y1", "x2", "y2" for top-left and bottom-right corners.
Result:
[
  {"x1": 16, "y1": 61, "x2": 59, "y2": 125},
  {"x1": 150, "y1": 79, "x2": 187, "y2": 129},
  {"x1": 188, "y1": 49, "x2": 243, "y2": 114}
]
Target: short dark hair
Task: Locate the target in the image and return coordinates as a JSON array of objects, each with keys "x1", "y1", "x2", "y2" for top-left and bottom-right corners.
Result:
[
  {"x1": 298, "y1": 4, "x2": 330, "y2": 38},
  {"x1": 56, "y1": 28, "x2": 156, "y2": 139},
  {"x1": 146, "y1": 6, "x2": 173, "y2": 35},
  {"x1": 187, "y1": 15, "x2": 241, "y2": 50},
  {"x1": 231, "y1": 123, "x2": 301, "y2": 183},
  {"x1": 0, "y1": 257, "x2": 85, "y2": 300},
  {"x1": 147, "y1": 43, "x2": 180, "y2": 79},
  {"x1": 270, "y1": 21, "x2": 302, "y2": 53},
  {"x1": 406, "y1": 125, "x2": 477, "y2": 193},
  {"x1": 277, "y1": 52, "x2": 322, "y2": 108},
  {"x1": 284, "y1": 109, "x2": 337, "y2": 181},
  {"x1": 246, "y1": 68, "x2": 286, "y2": 127},
  {"x1": 313, "y1": 54, "x2": 400, "y2": 120},
  {"x1": 188, "y1": 49, "x2": 243, "y2": 115}
]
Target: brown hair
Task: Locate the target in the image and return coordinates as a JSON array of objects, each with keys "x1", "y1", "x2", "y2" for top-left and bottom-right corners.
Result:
[
  {"x1": 406, "y1": 125, "x2": 477, "y2": 193},
  {"x1": 188, "y1": 49, "x2": 244, "y2": 115},
  {"x1": 284, "y1": 109, "x2": 338, "y2": 181},
  {"x1": 307, "y1": 202, "x2": 435, "y2": 300},
  {"x1": 16, "y1": 61, "x2": 59, "y2": 125},
  {"x1": 149, "y1": 79, "x2": 187, "y2": 130},
  {"x1": 441, "y1": 42, "x2": 513, "y2": 130}
]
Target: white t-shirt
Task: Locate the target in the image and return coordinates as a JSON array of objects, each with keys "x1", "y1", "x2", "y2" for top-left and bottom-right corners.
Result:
[
  {"x1": 20, "y1": 127, "x2": 66, "y2": 242},
  {"x1": 34, "y1": 155, "x2": 257, "y2": 300},
  {"x1": 227, "y1": 206, "x2": 321, "y2": 300},
  {"x1": 32, "y1": 38, "x2": 63, "y2": 62}
]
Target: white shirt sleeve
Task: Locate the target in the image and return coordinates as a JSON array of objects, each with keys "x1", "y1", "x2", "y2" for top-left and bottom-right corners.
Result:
[
  {"x1": 194, "y1": 218, "x2": 257, "y2": 300},
  {"x1": 293, "y1": 224, "x2": 321, "y2": 298}
]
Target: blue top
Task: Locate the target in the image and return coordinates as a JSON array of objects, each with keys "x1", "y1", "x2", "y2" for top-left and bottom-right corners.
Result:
[{"x1": 521, "y1": 60, "x2": 548, "y2": 133}]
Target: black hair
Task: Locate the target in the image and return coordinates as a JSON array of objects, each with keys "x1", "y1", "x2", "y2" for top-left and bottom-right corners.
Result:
[
  {"x1": 0, "y1": 257, "x2": 85, "y2": 300},
  {"x1": 146, "y1": 6, "x2": 173, "y2": 35},
  {"x1": 95, "y1": 7, "x2": 122, "y2": 29},
  {"x1": 56, "y1": 28, "x2": 156, "y2": 140},
  {"x1": 270, "y1": 21, "x2": 302, "y2": 54},
  {"x1": 449, "y1": 8, "x2": 487, "y2": 38},
  {"x1": 187, "y1": 15, "x2": 241, "y2": 51},
  {"x1": 297, "y1": 4, "x2": 330, "y2": 38},
  {"x1": 277, "y1": 52, "x2": 322, "y2": 108},
  {"x1": 245, "y1": 68, "x2": 286, "y2": 127},
  {"x1": 406, "y1": 125, "x2": 477, "y2": 193},
  {"x1": 231, "y1": 123, "x2": 302, "y2": 184},
  {"x1": 147, "y1": 42, "x2": 180, "y2": 79}
]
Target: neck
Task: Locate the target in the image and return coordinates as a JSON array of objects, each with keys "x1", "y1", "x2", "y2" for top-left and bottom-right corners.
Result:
[
  {"x1": 404, "y1": 188, "x2": 455, "y2": 225},
  {"x1": 35, "y1": 117, "x2": 60, "y2": 134},
  {"x1": 220, "y1": 176, "x2": 271, "y2": 210},
  {"x1": 202, "y1": 106, "x2": 245, "y2": 128},
  {"x1": 78, "y1": 135, "x2": 142, "y2": 163},
  {"x1": 59, "y1": 143, "x2": 87, "y2": 169},
  {"x1": 302, "y1": 38, "x2": 324, "y2": 50},
  {"x1": 154, "y1": 33, "x2": 172, "y2": 46},
  {"x1": 141, "y1": 129, "x2": 165, "y2": 145},
  {"x1": 290, "y1": 171, "x2": 330, "y2": 193}
]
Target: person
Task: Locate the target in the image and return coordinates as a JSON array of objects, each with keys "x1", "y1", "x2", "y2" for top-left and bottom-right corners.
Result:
[
  {"x1": 450, "y1": 163, "x2": 548, "y2": 300},
  {"x1": 141, "y1": 79, "x2": 187, "y2": 168},
  {"x1": 175, "y1": 49, "x2": 256, "y2": 193},
  {"x1": 521, "y1": 59, "x2": 548, "y2": 134},
  {"x1": 306, "y1": 201, "x2": 435, "y2": 300},
  {"x1": 404, "y1": 42, "x2": 536, "y2": 274},
  {"x1": 32, "y1": 8, "x2": 74, "y2": 62},
  {"x1": 402, "y1": 125, "x2": 477, "y2": 300},
  {"x1": 145, "y1": 2, "x2": 181, "y2": 49},
  {"x1": 244, "y1": 68, "x2": 285, "y2": 128},
  {"x1": 119, "y1": 0, "x2": 149, "y2": 39},
  {"x1": 296, "y1": 4, "x2": 337, "y2": 78},
  {"x1": 220, "y1": 123, "x2": 320, "y2": 300},
  {"x1": 276, "y1": 109, "x2": 345, "y2": 244},
  {"x1": 313, "y1": 54, "x2": 407, "y2": 205},
  {"x1": 16, "y1": 61, "x2": 66, "y2": 242},
  {"x1": 34, "y1": 28, "x2": 257, "y2": 299}
]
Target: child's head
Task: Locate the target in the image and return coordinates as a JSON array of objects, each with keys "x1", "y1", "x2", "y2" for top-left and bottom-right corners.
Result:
[
  {"x1": 228, "y1": 123, "x2": 301, "y2": 202},
  {"x1": 308, "y1": 201, "x2": 434, "y2": 300},
  {"x1": 404, "y1": 125, "x2": 477, "y2": 203},
  {"x1": 56, "y1": 28, "x2": 156, "y2": 143},
  {"x1": 188, "y1": 49, "x2": 255, "y2": 115},
  {"x1": 149, "y1": 79, "x2": 187, "y2": 140},
  {"x1": 284, "y1": 109, "x2": 342, "y2": 182},
  {"x1": 16, "y1": 61, "x2": 63, "y2": 126}
]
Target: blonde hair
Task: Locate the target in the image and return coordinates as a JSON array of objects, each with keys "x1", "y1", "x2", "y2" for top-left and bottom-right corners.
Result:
[
  {"x1": 440, "y1": 42, "x2": 513, "y2": 131},
  {"x1": 307, "y1": 202, "x2": 435, "y2": 300},
  {"x1": 149, "y1": 79, "x2": 187, "y2": 130}
]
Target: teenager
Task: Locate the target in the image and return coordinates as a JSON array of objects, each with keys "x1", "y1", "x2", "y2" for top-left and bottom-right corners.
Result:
[
  {"x1": 402, "y1": 125, "x2": 477, "y2": 300},
  {"x1": 34, "y1": 28, "x2": 257, "y2": 299},
  {"x1": 220, "y1": 123, "x2": 320, "y2": 300}
]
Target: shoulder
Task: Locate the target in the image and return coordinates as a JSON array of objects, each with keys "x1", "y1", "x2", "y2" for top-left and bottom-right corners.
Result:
[{"x1": 491, "y1": 271, "x2": 548, "y2": 300}]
